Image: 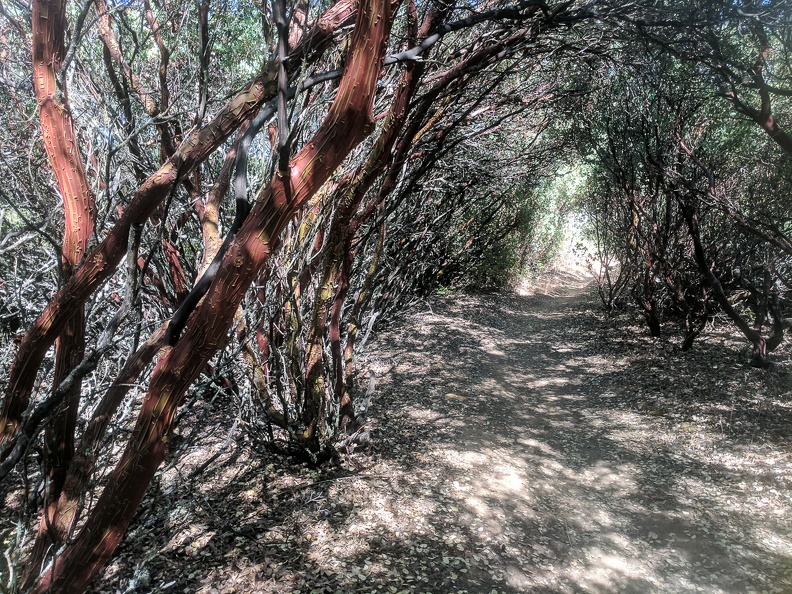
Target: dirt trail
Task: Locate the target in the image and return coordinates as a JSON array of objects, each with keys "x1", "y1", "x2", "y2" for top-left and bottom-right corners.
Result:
[
  {"x1": 352, "y1": 271, "x2": 791, "y2": 594},
  {"x1": 90, "y1": 272, "x2": 791, "y2": 594}
]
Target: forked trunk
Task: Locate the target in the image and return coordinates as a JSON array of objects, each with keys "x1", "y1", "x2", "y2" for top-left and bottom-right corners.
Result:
[
  {"x1": 27, "y1": 0, "x2": 95, "y2": 562},
  {"x1": 29, "y1": 1, "x2": 395, "y2": 589},
  {"x1": 1, "y1": 0, "x2": 357, "y2": 445}
]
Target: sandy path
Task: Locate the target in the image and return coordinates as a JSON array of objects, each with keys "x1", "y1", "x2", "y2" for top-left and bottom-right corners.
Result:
[
  {"x1": 86, "y1": 272, "x2": 791, "y2": 594},
  {"x1": 351, "y1": 272, "x2": 791, "y2": 594}
]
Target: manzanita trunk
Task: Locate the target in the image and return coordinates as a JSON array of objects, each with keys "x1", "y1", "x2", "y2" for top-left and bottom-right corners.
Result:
[
  {"x1": 30, "y1": 0, "x2": 395, "y2": 590},
  {"x1": 0, "y1": 74, "x2": 274, "y2": 443},
  {"x1": 302, "y1": 2, "x2": 444, "y2": 438},
  {"x1": 681, "y1": 199, "x2": 778, "y2": 367},
  {"x1": 29, "y1": 0, "x2": 96, "y2": 559},
  {"x1": 0, "y1": 0, "x2": 357, "y2": 446}
]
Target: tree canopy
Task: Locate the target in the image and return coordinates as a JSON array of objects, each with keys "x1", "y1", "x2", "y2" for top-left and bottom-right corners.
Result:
[{"x1": 0, "y1": 0, "x2": 790, "y2": 591}]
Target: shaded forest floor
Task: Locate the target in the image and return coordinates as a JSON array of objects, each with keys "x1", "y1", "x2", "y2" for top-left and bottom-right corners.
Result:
[{"x1": 83, "y1": 272, "x2": 790, "y2": 592}]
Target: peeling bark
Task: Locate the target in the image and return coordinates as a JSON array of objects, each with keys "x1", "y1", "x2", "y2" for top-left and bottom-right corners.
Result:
[
  {"x1": 1, "y1": 0, "x2": 357, "y2": 446},
  {"x1": 30, "y1": 0, "x2": 394, "y2": 590},
  {"x1": 28, "y1": 0, "x2": 96, "y2": 560}
]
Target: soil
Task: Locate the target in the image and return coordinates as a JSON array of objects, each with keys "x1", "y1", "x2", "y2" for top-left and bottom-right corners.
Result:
[{"x1": 21, "y1": 270, "x2": 792, "y2": 593}]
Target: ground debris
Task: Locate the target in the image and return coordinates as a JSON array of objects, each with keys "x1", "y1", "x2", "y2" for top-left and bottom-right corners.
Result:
[{"x1": 85, "y1": 272, "x2": 790, "y2": 594}]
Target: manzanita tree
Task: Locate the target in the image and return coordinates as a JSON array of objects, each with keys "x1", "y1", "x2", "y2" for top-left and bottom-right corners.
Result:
[{"x1": 0, "y1": 0, "x2": 790, "y2": 592}]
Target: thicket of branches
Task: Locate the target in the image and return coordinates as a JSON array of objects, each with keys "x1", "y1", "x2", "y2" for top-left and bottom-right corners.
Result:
[
  {"x1": 0, "y1": 0, "x2": 790, "y2": 591},
  {"x1": 570, "y1": 16, "x2": 792, "y2": 365}
]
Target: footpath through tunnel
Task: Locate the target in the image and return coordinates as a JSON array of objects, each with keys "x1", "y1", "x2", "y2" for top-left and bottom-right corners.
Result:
[{"x1": 82, "y1": 270, "x2": 791, "y2": 594}]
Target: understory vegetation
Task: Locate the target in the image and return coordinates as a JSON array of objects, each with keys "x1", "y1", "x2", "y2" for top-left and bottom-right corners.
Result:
[{"x1": 0, "y1": 0, "x2": 790, "y2": 591}]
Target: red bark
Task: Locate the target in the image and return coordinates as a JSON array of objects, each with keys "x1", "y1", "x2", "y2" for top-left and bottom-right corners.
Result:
[
  {"x1": 21, "y1": 324, "x2": 166, "y2": 590},
  {"x1": 0, "y1": 75, "x2": 272, "y2": 443},
  {"x1": 752, "y1": 110, "x2": 792, "y2": 156},
  {"x1": 33, "y1": 0, "x2": 95, "y2": 268},
  {"x1": 30, "y1": 0, "x2": 395, "y2": 590},
  {"x1": 94, "y1": 0, "x2": 159, "y2": 116},
  {"x1": 0, "y1": 0, "x2": 357, "y2": 445},
  {"x1": 307, "y1": 1, "x2": 434, "y2": 431},
  {"x1": 29, "y1": 0, "x2": 96, "y2": 555}
]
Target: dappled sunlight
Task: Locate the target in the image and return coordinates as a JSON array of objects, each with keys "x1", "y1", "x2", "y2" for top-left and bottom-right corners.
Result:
[
  {"x1": 359, "y1": 283, "x2": 792, "y2": 593},
  {"x1": 90, "y1": 282, "x2": 791, "y2": 593},
  {"x1": 526, "y1": 376, "x2": 581, "y2": 389}
]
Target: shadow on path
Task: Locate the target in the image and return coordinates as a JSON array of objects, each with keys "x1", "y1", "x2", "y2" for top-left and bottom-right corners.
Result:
[
  {"x1": 355, "y1": 276, "x2": 792, "y2": 593},
  {"x1": 88, "y1": 274, "x2": 791, "y2": 594}
]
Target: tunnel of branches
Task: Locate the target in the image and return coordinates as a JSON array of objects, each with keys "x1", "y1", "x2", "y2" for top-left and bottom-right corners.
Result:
[{"x1": 0, "y1": 0, "x2": 790, "y2": 591}]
